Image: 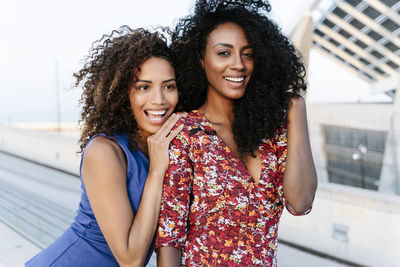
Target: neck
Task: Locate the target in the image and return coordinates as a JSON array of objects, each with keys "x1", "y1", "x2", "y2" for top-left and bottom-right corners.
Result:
[
  {"x1": 136, "y1": 131, "x2": 150, "y2": 156},
  {"x1": 198, "y1": 88, "x2": 234, "y2": 125}
]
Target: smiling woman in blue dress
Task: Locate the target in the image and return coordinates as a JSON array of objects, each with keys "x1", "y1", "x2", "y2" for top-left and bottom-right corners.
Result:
[{"x1": 26, "y1": 26, "x2": 184, "y2": 266}]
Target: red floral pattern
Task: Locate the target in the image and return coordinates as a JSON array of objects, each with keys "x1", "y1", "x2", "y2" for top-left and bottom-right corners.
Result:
[{"x1": 156, "y1": 110, "x2": 309, "y2": 266}]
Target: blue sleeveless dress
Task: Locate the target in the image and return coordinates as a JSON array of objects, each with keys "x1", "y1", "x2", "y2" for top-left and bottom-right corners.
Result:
[{"x1": 26, "y1": 133, "x2": 153, "y2": 266}]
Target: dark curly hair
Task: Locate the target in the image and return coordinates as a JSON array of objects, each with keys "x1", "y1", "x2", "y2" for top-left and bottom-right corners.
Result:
[
  {"x1": 75, "y1": 25, "x2": 172, "y2": 152},
  {"x1": 171, "y1": 0, "x2": 307, "y2": 156}
]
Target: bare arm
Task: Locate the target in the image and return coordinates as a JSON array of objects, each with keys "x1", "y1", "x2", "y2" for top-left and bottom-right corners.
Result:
[
  {"x1": 282, "y1": 96, "x2": 318, "y2": 214},
  {"x1": 157, "y1": 247, "x2": 181, "y2": 267},
  {"x1": 82, "y1": 114, "x2": 184, "y2": 267}
]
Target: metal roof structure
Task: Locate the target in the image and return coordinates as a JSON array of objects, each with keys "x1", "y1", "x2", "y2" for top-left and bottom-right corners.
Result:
[{"x1": 312, "y1": 0, "x2": 400, "y2": 93}]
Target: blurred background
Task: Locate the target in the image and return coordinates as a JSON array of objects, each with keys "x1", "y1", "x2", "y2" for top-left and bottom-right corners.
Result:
[{"x1": 0, "y1": 0, "x2": 399, "y2": 266}]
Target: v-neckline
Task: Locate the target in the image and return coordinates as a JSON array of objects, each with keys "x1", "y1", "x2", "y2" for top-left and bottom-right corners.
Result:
[{"x1": 192, "y1": 110, "x2": 263, "y2": 185}]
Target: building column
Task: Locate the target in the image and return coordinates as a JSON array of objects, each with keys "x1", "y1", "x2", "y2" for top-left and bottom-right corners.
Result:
[
  {"x1": 379, "y1": 87, "x2": 400, "y2": 194},
  {"x1": 290, "y1": 12, "x2": 329, "y2": 183},
  {"x1": 395, "y1": 89, "x2": 400, "y2": 194},
  {"x1": 290, "y1": 12, "x2": 314, "y2": 83}
]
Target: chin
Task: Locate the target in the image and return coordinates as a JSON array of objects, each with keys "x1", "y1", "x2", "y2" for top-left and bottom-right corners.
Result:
[
  {"x1": 146, "y1": 126, "x2": 161, "y2": 135},
  {"x1": 226, "y1": 91, "x2": 246, "y2": 100}
]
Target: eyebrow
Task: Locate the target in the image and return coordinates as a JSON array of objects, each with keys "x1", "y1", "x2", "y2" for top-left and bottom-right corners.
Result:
[
  {"x1": 163, "y1": 78, "x2": 176, "y2": 83},
  {"x1": 136, "y1": 79, "x2": 152, "y2": 83},
  {"x1": 136, "y1": 78, "x2": 176, "y2": 84},
  {"x1": 213, "y1": 43, "x2": 233, "y2": 48},
  {"x1": 213, "y1": 43, "x2": 253, "y2": 50}
]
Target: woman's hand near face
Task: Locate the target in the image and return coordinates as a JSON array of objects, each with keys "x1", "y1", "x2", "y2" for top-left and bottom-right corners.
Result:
[{"x1": 147, "y1": 113, "x2": 186, "y2": 176}]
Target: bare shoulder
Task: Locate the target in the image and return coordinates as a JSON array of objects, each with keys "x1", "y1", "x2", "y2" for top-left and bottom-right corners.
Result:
[
  {"x1": 85, "y1": 136, "x2": 124, "y2": 160},
  {"x1": 82, "y1": 136, "x2": 127, "y2": 181}
]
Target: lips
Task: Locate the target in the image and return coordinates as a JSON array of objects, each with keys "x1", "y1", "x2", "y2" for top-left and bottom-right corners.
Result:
[
  {"x1": 223, "y1": 76, "x2": 248, "y2": 88},
  {"x1": 144, "y1": 109, "x2": 168, "y2": 124}
]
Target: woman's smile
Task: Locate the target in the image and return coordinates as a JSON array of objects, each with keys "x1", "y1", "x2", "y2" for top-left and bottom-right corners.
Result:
[
  {"x1": 129, "y1": 57, "x2": 178, "y2": 137},
  {"x1": 144, "y1": 109, "x2": 169, "y2": 124},
  {"x1": 201, "y1": 22, "x2": 254, "y2": 101}
]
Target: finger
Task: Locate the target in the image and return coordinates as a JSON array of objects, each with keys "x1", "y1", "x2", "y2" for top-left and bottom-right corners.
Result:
[
  {"x1": 165, "y1": 124, "x2": 184, "y2": 142},
  {"x1": 155, "y1": 113, "x2": 182, "y2": 138},
  {"x1": 161, "y1": 117, "x2": 182, "y2": 139},
  {"x1": 176, "y1": 111, "x2": 188, "y2": 117},
  {"x1": 154, "y1": 113, "x2": 180, "y2": 135}
]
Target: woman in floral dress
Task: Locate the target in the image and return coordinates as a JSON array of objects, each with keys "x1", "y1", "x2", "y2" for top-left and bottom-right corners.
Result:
[{"x1": 156, "y1": 0, "x2": 318, "y2": 266}]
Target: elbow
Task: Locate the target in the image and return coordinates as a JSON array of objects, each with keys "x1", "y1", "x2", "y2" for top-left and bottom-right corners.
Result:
[
  {"x1": 113, "y1": 250, "x2": 145, "y2": 267},
  {"x1": 156, "y1": 246, "x2": 182, "y2": 267},
  {"x1": 289, "y1": 197, "x2": 314, "y2": 214},
  {"x1": 287, "y1": 184, "x2": 317, "y2": 214},
  {"x1": 116, "y1": 258, "x2": 144, "y2": 267}
]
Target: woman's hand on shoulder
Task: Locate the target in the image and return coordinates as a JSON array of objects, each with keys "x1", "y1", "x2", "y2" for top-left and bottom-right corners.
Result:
[{"x1": 147, "y1": 112, "x2": 187, "y2": 175}]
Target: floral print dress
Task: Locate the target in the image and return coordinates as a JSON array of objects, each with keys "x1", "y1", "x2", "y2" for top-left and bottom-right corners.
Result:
[{"x1": 155, "y1": 110, "x2": 309, "y2": 266}]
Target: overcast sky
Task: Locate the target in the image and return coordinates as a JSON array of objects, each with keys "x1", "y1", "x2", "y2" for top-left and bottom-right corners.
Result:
[{"x1": 0, "y1": 0, "x2": 391, "y2": 123}]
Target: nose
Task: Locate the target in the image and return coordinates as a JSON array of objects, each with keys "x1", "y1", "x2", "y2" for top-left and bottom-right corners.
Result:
[
  {"x1": 150, "y1": 86, "x2": 166, "y2": 105},
  {"x1": 230, "y1": 52, "x2": 245, "y2": 71}
]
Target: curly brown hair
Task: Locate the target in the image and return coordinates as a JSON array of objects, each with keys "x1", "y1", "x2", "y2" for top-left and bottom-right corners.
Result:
[
  {"x1": 75, "y1": 25, "x2": 172, "y2": 152},
  {"x1": 171, "y1": 0, "x2": 306, "y2": 157}
]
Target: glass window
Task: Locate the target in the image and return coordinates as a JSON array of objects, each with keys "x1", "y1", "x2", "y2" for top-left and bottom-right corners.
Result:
[
  {"x1": 315, "y1": 29, "x2": 325, "y2": 37},
  {"x1": 370, "y1": 50, "x2": 384, "y2": 59},
  {"x1": 349, "y1": 18, "x2": 365, "y2": 30},
  {"x1": 386, "y1": 60, "x2": 399, "y2": 70},
  {"x1": 381, "y1": 0, "x2": 398, "y2": 8},
  {"x1": 344, "y1": 0, "x2": 362, "y2": 7},
  {"x1": 333, "y1": 7, "x2": 347, "y2": 18},
  {"x1": 359, "y1": 58, "x2": 371, "y2": 65},
  {"x1": 335, "y1": 55, "x2": 345, "y2": 62},
  {"x1": 349, "y1": 64, "x2": 359, "y2": 71},
  {"x1": 363, "y1": 6, "x2": 381, "y2": 20},
  {"x1": 367, "y1": 30, "x2": 383, "y2": 41},
  {"x1": 381, "y1": 18, "x2": 400, "y2": 32},
  {"x1": 344, "y1": 47, "x2": 356, "y2": 56},
  {"x1": 320, "y1": 45, "x2": 331, "y2": 53},
  {"x1": 384, "y1": 41, "x2": 400, "y2": 52},
  {"x1": 362, "y1": 72, "x2": 375, "y2": 80},
  {"x1": 354, "y1": 39, "x2": 368, "y2": 49},
  {"x1": 338, "y1": 29, "x2": 352, "y2": 39},
  {"x1": 324, "y1": 126, "x2": 387, "y2": 191},
  {"x1": 373, "y1": 67, "x2": 385, "y2": 75},
  {"x1": 328, "y1": 38, "x2": 340, "y2": 47},
  {"x1": 323, "y1": 19, "x2": 335, "y2": 28}
]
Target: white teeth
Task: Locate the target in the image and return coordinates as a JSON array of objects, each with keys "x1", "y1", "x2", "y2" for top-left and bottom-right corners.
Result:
[
  {"x1": 147, "y1": 117, "x2": 163, "y2": 123},
  {"x1": 147, "y1": 110, "x2": 167, "y2": 116},
  {"x1": 224, "y1": 76, "x2": 245, "y2": 82},
  {"x1": 145, "y1": 109, "x2": 168, "y2": 124}
]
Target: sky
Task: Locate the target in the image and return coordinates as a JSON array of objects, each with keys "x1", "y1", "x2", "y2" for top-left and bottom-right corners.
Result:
[{"x1": 0, "y1": 0, "x2": 392, "y2": 123}]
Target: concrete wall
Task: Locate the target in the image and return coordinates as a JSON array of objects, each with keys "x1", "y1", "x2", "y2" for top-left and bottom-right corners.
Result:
[
  {"x1": 307, "y1": 103, "x2": 394, "y2": 185},
  {"x1": 296, "y1": 103, "x2": 399, "y2": 266},
  {"x1": 307, "y1": 103, "x2": 396, "y2": 193},
  {"x1": 0, "y1": 125, "x2": 80, "y2": 176},
  {"x1": 307, "y1": 103, "x2": 392, "y2": 131},
  {"x1": 279, "y1": 182, "x2": 400, "y2": 267}
]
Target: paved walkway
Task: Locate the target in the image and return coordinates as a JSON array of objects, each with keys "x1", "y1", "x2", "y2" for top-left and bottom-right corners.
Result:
[{"x1": 0, "y1": 151, "x2": 350, "y2": 267}]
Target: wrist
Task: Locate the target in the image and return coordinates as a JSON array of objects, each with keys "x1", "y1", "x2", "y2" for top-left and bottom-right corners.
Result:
[{"x1": 148, "y1": 167, "x2": 167, "y2": 177}]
